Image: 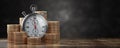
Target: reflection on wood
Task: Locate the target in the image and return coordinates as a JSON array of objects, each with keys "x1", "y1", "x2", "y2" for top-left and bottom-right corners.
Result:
[{"x1": 0, "y1": 39, "x2": 120, "y2": 48}]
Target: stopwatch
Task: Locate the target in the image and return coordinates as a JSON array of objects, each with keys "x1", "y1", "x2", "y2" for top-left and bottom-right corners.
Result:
[{"x1": 21, "y1": 4, "x2": 48, "y2": 37}]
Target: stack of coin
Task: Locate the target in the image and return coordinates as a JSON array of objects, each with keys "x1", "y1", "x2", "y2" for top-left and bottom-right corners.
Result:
[
  {"x1": 47, "y1": 21, "x2": 60, "y2": 34},
  {"x1": 43, "y1": 33, "x2": 60, "y2": 44},
  {"x1": 27, "y1": 37, "x2": 41, "y2": 45},
  {"x1": 7, "y1": 24, "x2": 20, "y2": 43},
  {"x1": 35, "y1": 11, "x2": 47, "y2": 19},
  {"x1": 19, "y1": 17, "x2": 24, "y2": 31},
  {"x1": 14, "y1": 32, "x2": 27, "y2": 44}
]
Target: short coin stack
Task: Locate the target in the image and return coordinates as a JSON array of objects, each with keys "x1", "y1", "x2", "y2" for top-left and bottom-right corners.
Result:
[
  {"x1": 7, "y1": 24, "x2": 28, "y2": 48},
  {"x1": 7, "y1": 24, "x2": 20, "y2": 45},
  {"x1": 14, "y1": 32, "x2": 27, "y2": 44}
]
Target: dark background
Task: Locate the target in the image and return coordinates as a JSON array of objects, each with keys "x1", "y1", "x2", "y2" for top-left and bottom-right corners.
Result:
[{"x1": 0, "y1": 0, "x2": 120, "y2": 39}]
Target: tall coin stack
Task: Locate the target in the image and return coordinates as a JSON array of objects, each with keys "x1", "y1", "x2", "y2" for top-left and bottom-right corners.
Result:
[
  {"x1": 7, "y1": 24, "x2": 20, "y2": 48},
  {"x1": 7, "y1": 24, "x2": 20, "y2": 43},
  {"x1": 43, "y1": 21, "x2": 60, "y2": 45}
]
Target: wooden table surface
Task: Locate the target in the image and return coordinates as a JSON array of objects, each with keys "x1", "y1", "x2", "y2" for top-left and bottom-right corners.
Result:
[{"x1": 0, "y1": 39, "x2": 120, "y2": 48}]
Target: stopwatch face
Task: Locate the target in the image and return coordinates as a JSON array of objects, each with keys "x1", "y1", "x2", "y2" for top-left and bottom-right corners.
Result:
[{"x1": 22, "y1": 13, "x2": 48, "y2": 37}]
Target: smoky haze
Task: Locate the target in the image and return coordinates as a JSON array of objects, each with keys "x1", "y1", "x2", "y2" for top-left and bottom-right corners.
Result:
[
  {"x1": 0, "y1": 0, "x2": 120, "y2": 39},
  {"x1": 35, "y1": 0, "x2": 120, "y2": 39}
]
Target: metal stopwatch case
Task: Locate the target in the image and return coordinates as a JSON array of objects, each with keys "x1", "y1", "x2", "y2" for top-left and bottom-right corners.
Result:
[{"x1": 21, "y1": 4, "x2": 48, "y2": 38}]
